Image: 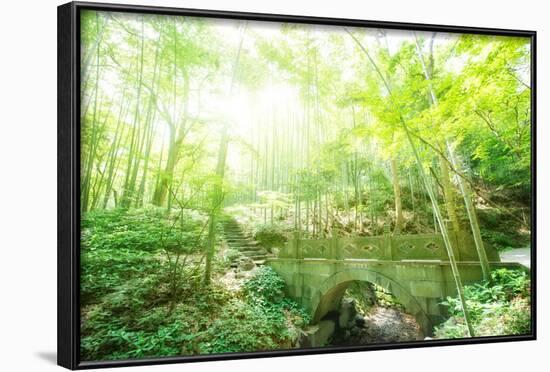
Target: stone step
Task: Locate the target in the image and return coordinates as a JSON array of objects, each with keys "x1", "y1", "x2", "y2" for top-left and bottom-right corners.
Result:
[
  {"x1": 232, "y1": 245, "x2": 262, "y2": 252},
  {"x1": 226, "y1": 237, "x2": 250, "y2": 242},
  {"x1": 225, "y1": 233, "x2": 250, "y2": 238},
  {"x1": 229, "y1": 257, "x2": 266, "y2": 267},
  {"x1": 242, "y1": 240, "x2": 260, "y2": 245},
  {"x1": 240, "y1": 249, "x2": 267, "y2": 256},
  {"x1": 238, "y1": 245, "x2": 265, "y2": 251},
  {"x1": 236, "y1": 240, "x2": 259, "y2": 246},
  {"x1": 222, "y1": 219, "x2": 267, "y2": 266},
  {"x1": 223, "y1": 225, "x2": 240, "y2": 230},
  {"x1": 237, "y1": 244, "x2": 264, "y2": 250},
  {"x1": 223, "y1": 227, "x2": 244, "y2": 231},
  {"x1": 227, "y1": 239, "x2": 257, "y2": 244},
  {"x1": 239, "y1": 240, "x2": 257, "y2": 244},
  {"x1": 244, "y1": 254, "x2": 268, "y2": 260},
  {"x1": 235, "y1": 245, "x2": 265, "y2": 252},
  {"x1": 236, "y1": 249, "x2": 266, "y2": 256}
]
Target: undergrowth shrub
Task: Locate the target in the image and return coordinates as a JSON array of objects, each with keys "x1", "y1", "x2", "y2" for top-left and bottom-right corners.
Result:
[
  {"x1": 253, "y1": 223, "x2": 288, "y2": 249},
  {"x1": 82, "y1": 207, "x2": 205, "y2": 253},
  {"x1": 81, "y1": 268, "x2": 219, "y2": 361},
  {"x1": 81, "y1": 208, "x2": 205, "y2": 304},
  {"x1": 80, "y1": 209, "x2": 309, "y2": 361},
  {"x1": 81, "y1": 260, "x2": 310, "y2": 360},
  {"x1": 199, "y1": 267, "x2": 310, "y2": 354},
  {"x1": 435, "y1": 268, "x2": 531, "y2": 338}
]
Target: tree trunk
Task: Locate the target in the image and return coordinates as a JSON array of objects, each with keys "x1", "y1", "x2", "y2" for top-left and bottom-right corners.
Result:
[
  {"x1": 102, "y1": 93, "x2": 129, "y2": 209},
  {"x1": 120, "y1": 16, "x2": 145, "y2": 209},
  {"x1": 203, "y1": 23, "x2": 246, "y2": 285},
  {"x1": 391, "y1": 157, "x2": 404, "y2": 234},
  {"x1": 346, "y1": 28, "x2": 475, "y2": 336},
  {"x1": 81, "y1": 12, "x2": 102, "y2": 213},
  {"x1": 439, "y1": 154, "x2": 461, "y2": 233},
  {"x1": 413, "y1": 32, "x2": 491, "y2": 282},
  {"x1": 203, "y1": 127, "x2": 230, "y2": 285},
  {"x1": 152, "y1": 21, "x2": 191, "y2": 207},
  {"x1": 450, "y1": 150, "x2": 492, "y2": 281}
]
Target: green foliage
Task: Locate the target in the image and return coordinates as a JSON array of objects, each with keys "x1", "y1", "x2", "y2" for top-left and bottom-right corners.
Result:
[
  {"x1": 373, "y1": 285, "x2": 405, "y2": 310},
  {"x1": 481, "y1": 230, "x2": 516, "y2": 251},
  {"x1": 80, "y1": 208, "x2": 206, "y2": 304},
  {"x1": 79, "y1": 10, "x2": 532, "y2": 359},
  {"x1": 82, "y1": 271, "x2": 186, "y2": 359},
  {"x1": 435, "y1": 269, "x2": 531, "y2": 338},
  {"x1": 223, "y1": 248, "x2": 241, "y2": 263},
  {"x1": 81, "y1": 236, "x2": 310, "y2": 361},
  {"x1": 362, "y1": 169, "x2": 394, "y2": 215},
  {"x1": 81, "y1": 256, "x2": 240, "y2": 361},
  {"x1": 243, "y1": 265, "x2": 286, "y2": 304},
  {"x1": 82, "y1": 302, "x2": 190, "y2": 360},
  {"x1": 198, "y1": 267, "x2": 310, "y2": 354},
  {"x1": 477, "y1": 208, "x2": 530, "y2": 250},
  {"x1": 257, "y1": 191, "x2": 292, "y2": 209},
  {"x1": 243, "y1": 266, "x2": 310, "y2": 325},
  {"x1": 81, "y1": 246, "x2": 163, "y2": 304},
  {"x1": 81, "y1": 207, "x2": 204, "y2": 253},
  {"x1": 198, "y1": 299, "x2": 284, "y2": 353},
  {"x1": 253, "y1": 223, "x2": 288, "y2": 249}
]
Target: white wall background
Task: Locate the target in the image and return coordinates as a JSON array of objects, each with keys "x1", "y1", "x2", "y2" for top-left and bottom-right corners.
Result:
[{"x1": 0, "y1": 0, "x2": 546, "y2": 370}]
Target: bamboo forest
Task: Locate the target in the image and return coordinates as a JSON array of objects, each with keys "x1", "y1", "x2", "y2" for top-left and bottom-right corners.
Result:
[{"x1": 79, "y1": 10, "x2": 532, "y2": 361}]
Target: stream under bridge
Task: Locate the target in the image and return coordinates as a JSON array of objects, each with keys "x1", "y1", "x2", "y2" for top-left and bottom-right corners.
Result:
[{"x1": 266, "y1": 230, "x2": 526, "y2": 338}]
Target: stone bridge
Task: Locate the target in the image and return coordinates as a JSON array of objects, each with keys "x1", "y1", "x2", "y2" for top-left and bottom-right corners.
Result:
[{"x1": 267, "y1": 230, "x2": 525, "y2": 338}]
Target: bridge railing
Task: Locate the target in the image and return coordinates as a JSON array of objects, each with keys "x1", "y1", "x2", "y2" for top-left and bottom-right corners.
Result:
[{"x1": 276, "y1": 230, "x2": 499, "y2": 262}]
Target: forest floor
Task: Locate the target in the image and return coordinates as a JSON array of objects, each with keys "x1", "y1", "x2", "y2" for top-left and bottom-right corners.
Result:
[
  {"x1": 331, "y1": 305, "x2": 422, "y2": 346},
  {"x1": 79, "y1": 207, "x2": 531, "y2": 360},
  {"x1": 359, "y1": 306, "x2": 422, "y2": 343}
]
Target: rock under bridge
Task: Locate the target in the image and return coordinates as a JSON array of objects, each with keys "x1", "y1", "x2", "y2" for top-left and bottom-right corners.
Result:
[{"x1": 267, "y1": 230, "x2": 526, "y2": 341}]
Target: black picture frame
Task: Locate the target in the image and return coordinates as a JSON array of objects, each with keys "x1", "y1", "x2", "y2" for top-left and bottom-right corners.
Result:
[{"x1": 58, "y1": 1, "x2": 537, "y2": 369}]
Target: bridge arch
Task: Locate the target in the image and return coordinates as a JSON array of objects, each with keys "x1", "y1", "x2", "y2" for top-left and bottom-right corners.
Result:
[{"x1": 310, "y1": 269, "x2": 432, "y2": 336}]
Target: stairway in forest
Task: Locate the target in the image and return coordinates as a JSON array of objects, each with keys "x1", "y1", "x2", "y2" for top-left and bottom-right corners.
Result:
[{"x1": 222, "y1": 217, "x2": 270, "y2": 268}]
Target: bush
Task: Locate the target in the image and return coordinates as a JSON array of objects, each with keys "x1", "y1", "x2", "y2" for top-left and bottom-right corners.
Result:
[
  {"x1": 243, "y1": 265, "x2": 286, "y2": 304},
  {"x1": 481, "y1": 230, "x2": 516, "y2": 251},
  {"x1": 81, "y1": 310, "x2": 193, "y2": 360},
  {"x1": 81, "y1": 301, "x2": 208, "y2": 360},
  {"x1": 199, "y1": 267, "x2": 310, "y2": 354},
  {"x1": 197, "y1": 299, "x2": 282, "y2": 353},
  {"x1": 435, "y1": 268, "x2": 531, "y2": 338},
  {"x1": 80, "y1": 209, "x2": 310, "y2": 361},
  {"x1": 253, "y1": 224, "x2": 288, "y2": 249},
  {"x1": 80, "y1": 207, "x2": 213, "y2": 360},
  {"x1": 81, "y1": 208, "x2": 206, "y2": 304},
  {"x1": 81, "y1": 269, "x2": 222, "y2": 361},
  {"x1": 82, "y1": 207, "x2": 205, "y2": 253},
  {"x1": 223, "y1": 248, "x2": 241, "y2": 264},
  {"x1": 81, "y1": 248, "x2": 164, "y2": 304},
  {"x1": 81, "y1": 264, "x2": 310, "y2": 360},
  {"x1": 243, "y1": 266, "x2": 310, "y2": 329}
]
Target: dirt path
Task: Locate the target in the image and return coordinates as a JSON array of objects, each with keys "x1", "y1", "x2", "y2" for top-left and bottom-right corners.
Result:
[{"x1": 500, "y1": 247, "x2": 531, "y2": 268}]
